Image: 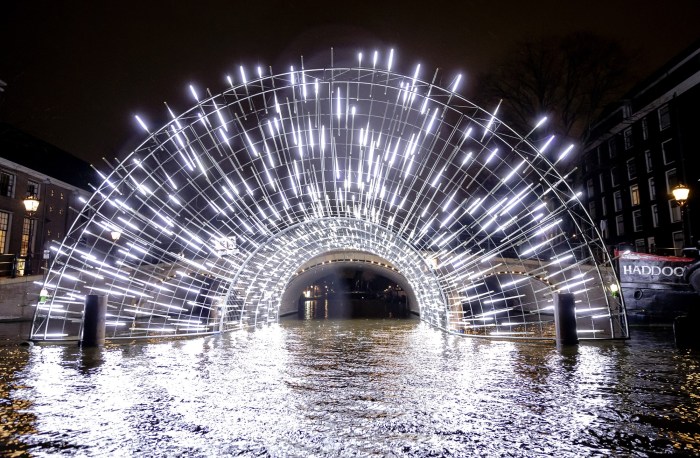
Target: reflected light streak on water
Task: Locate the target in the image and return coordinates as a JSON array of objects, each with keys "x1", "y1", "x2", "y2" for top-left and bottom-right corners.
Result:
[{"x1": 1, "y1": 319, "x2": 700, "y2": 456}]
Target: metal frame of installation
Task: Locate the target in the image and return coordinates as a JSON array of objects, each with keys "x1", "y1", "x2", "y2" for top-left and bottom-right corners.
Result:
[{"x1": 31, "y1": 49, "x2": 628, "y2": 341}]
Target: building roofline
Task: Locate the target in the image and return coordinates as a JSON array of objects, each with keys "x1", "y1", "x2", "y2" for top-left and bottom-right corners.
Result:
[{"x1": 0, "y1": 156, "x2": 91, "y2": 195}]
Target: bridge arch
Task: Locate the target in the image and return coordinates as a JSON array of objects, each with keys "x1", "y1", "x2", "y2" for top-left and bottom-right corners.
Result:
[
  {"x1": 280, "y1": 250, "x2": 420, "y2": 318},
  {"x1": 31, "y1": 49, "x2": 627, "y2": 341}
]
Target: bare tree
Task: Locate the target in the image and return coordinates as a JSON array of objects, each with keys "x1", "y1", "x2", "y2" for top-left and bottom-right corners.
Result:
[{"x1": 475, "y1": 32, "x2": 631, "y2": 145}]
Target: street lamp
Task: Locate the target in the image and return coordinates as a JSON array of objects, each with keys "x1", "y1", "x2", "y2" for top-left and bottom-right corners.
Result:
[
  {"x1": 23, "y1": 194, "x2": 40, "y2": 214},
  {"x1": 672, "y1": 183, "x2": 691, "y2": 250},
  {"x1": 672, "y1": 183, "x2": 690, "y2": 205}
]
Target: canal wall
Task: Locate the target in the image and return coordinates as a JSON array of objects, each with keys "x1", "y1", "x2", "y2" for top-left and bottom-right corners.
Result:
[{"x1": 0, "y1": 275, "x2": 41, "y2": 321}]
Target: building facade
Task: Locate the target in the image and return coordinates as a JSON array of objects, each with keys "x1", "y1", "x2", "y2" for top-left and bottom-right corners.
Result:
[
  {"x1": 0, "y1": 124, "x2": 94, "y2": 277},
  {"x1": 578, "y1": 41, "x2": 700, "y2": 257}
]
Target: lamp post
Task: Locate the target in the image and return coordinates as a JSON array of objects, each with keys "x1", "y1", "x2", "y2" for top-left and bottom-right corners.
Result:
[
  {"x1": 21, "y1": 194, "x2": 40, "y2": 276},
  {"x1": 672, "y1": 183, "x2": 691, "y2": 250}
]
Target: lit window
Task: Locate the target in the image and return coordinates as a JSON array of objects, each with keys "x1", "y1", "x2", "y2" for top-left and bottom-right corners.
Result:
[
  {"x1": 614, "y1": 191, "x2": 623, "y2": 212},
  {"x1": 20, "y1": 218, "x2": 36, "y2": 257},
  {"x1": 632, "y1": 210, "x2": 643, "y2": 232},
  {"x1": 651, "y1": 205, "x2": 659, "y2": 227},
  {"x1": 0, "y1": 211, "x2": 9, "y2": 253},
  {"x1": 658, "y1": 104, "x2": 671, "y2": 131},
  {"x1": 616, "y1": 215, "x2": 625, "y2": 236},
  {"x1": 626, "y1": 158, "x2": 636, "y2": 180},
  {"x1": 661, "y1": 139, "x2": 674, "y2": 165},
  {"x1": 641, "y1": 117, "x2": 648, "y2": 140},
  {"x1": 0, "y1": 171, "x2": 15, "y2": 198},
  {"x1": 623, "y1": 128, "x2": 633, "y2": 150},
  {"x1": 630, "y1": 184, "x2": 640, "y2": 206}
]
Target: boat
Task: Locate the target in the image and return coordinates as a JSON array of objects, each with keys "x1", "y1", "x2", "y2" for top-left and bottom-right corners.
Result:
[{"x1": 617, "y1": 250, "x2": 700, "y2": 324}]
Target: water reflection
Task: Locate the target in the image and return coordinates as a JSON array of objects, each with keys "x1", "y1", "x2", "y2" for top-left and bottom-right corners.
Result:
[{"x1": 1, "y1": 321, "x2": 699, "y2": 456}]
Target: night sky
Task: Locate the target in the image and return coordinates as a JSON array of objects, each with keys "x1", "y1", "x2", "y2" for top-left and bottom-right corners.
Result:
[{"x1": 1, "y1": 0, "x2": 699, "y2": 165}]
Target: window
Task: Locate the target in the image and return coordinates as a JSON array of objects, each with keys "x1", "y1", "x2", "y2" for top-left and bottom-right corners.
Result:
[
  {"x1": 672, "y1": 231, "x2": 684, "y2": 255},
  {"x1": 652, "y1": 204, "x2": 659, "y2": 227},
  {"x1": 648, "y1": 177, "x2": 656, "y2": 201},
  {"x1": 645, "y1": 150, "x2": 653, "y2": 172},
  {"x1": 647, "y1": 236, "x2": 656, "y2": 253},
  {"x1": 27, "y1": 180, "x2": 40, "y2": 198},
  {"x1": 614, "y1": 191, "x2": 623, "y2": 212},
  {"x1": 626, "y1": 158, "x2": 637, "y2": 180},
  {"x1": 596, "y1": 147, "x2": 602, "y2": 165},
  {"x1": 600, "y1": 219, "x2": 609, "y2": 239},
  {"x1": 658, "y1": 104, "x2": 671, "y2": 131},
  {"x1": 599, "y1": 174, "x2": 605, "y2": 193},
  {"x1": 669, "y1": 200, "x2": 681, "y2": 223},
  {"x1": 616, "y1": 215, "x2": 625, "y2": 236},
  {"x1": 630, "y1": 184, "x2": 640, "y2": 206},
  {"x1": 641, "y1": 117, "x2": 649, "y2": 140},
  {"x1": 20, "y1": 217, "x2": 36, "y2": 257},
  {"x1": 587, "y1": 179, "x2": 595, "y2": 197},
  {"x1": 608, "y1": 138, "x2": 617, "y2": 158},
  {"x1": 0, "y1": 211, "x2": 9, "y2": 253},
  {"x1": 623, "y1": 127, "x2": 633, "y2": 150},
  {"x1": 661, "y1": 139, "x2": 674, "y2": 165},
  {"x1": 60, "y1": 192, "x2": 64, "y2": 200},
  {"x1": 611, "y1": 167, "x2": 619, "y2": 187},
  {"x1": 635, "y1": 239, "x2": 646, "y2": 252},
  {"x1": 601, "y1": 196, "x2": 608, "y2": 216},
  {"x1": 666, "y1": 168, "x2": 678, "y2": 194},
  {"x1": 0, "y1": 171, "x2": 15, "y2": 197},
  {"x1": 588, "y1": 201, "x2": 597, "y2": 219},
  {"x1": 633, "y1": 210, "x2": 643, "y2": 232}
]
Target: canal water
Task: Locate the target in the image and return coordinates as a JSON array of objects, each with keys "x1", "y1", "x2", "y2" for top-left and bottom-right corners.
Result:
[{"x1": 1, "y1": 319, "x2": 699, "y2": 457}]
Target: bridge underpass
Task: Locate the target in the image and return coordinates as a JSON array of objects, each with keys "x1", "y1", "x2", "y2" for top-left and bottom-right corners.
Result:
[
  {"x1": 280, "y1": 250, "x2": 420, "y2": 320},
  {"x1": 30, "y1": 49, "x2": 628, "y2": 342}
]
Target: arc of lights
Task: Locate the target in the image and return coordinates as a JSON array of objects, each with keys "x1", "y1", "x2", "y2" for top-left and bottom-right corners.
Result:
[{"x1": 31, "y1": 48, "x2": 627, "y2": 341}]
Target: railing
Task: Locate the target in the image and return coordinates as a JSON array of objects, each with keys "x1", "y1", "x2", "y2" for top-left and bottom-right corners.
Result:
[{"x1": 0, "y1": 254, "x2": 41, "y2": 278}]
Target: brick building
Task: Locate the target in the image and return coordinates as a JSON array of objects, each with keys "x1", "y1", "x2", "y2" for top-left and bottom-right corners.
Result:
[
  {"x1": 578, "y1": 40, "x2": 700, "y2": 256},
  {"x1": 0, "y1": 123, "x2": 95, "y2": 277}
]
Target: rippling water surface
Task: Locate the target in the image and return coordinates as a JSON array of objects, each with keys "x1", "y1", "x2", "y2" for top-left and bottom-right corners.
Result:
[{"x1": 1, "y1": 319, "x2": 700, "y2": 456}]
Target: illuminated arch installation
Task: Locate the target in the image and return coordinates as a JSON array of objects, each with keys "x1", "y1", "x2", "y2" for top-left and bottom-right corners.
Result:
[{"x1": 31, "y1": 49, "x2": 628, "y2": 341}]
